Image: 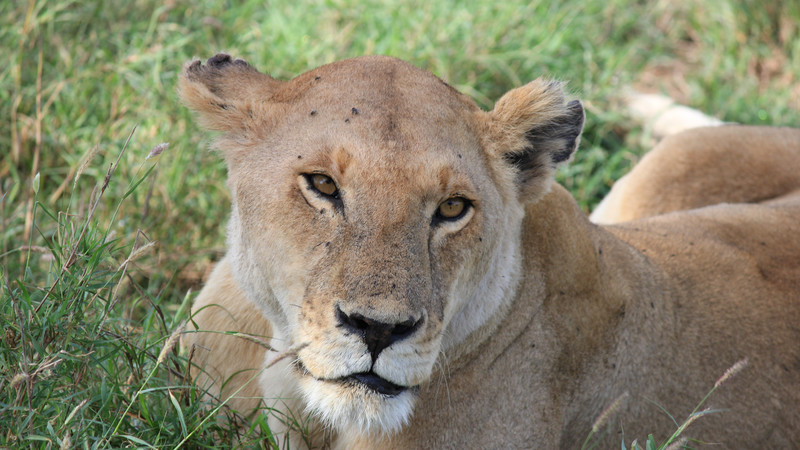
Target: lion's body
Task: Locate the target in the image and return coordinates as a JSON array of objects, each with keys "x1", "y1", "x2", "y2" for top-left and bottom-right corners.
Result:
[
  {"x1": 591, "y1": 126, "x2": 800, "y2": 223},
  {"x1": 181, "y1": 55, "x2": 800, "y2": 448}
]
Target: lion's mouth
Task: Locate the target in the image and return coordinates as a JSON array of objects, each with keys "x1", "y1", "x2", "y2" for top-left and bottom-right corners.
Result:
[
  {"x1": 343, "y1": 372, "x2": 408, "y2": 396},
  {"x1": 294, "y1": 361, "x2": 409, "y2": 397}
]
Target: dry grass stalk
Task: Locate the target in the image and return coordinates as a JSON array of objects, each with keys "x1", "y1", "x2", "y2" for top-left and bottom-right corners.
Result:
[
  {"x1": 227, "y1": 331, "x2": 276, "y2": 352},
  {"x1": 265, "y1": 343, "x2": 309, "y2": 370}
]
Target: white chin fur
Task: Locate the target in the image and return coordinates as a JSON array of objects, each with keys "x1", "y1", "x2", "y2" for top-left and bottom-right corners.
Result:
[{"x1": 298, "y1": 375, "x2": 416, "y2": 435}]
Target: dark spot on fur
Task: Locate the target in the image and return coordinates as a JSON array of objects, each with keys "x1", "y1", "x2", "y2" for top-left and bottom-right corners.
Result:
[
  {"x1": 458, "y1": 153, "x2": 462, "y2": 159},
  {"x1": 207, "y1": 53, "x2": 232, "y2": 67},
  {"x1": 325, "y1": 242, "x2": 330, "y2": 247},
  {"x1": 478, "y1": 237, "x2": 483, "y2": 242},
  {"x1": 650, "y1": 302, "x2": 655, "y2": 309},
  {"x1": 598, "y1": 247, "x2": 603, "y2": 255},
  {"x1": 298, "y1": 155, "x2": 302, "y2": 159},
  {"x1": 320, "y1": 208, "x2": 326, "y2": 214},
  {"x1": 351, "y1": 107, "x2": 359, "y2": 115},
  {"x1": 559, "y1": 291, "x2": 565, "y2": 295},
  {"x1": 310, "y1": 109, "x2": 317, "y2": 116},
  {"x1": 314, "y1": 75, "x2": 321, "y2": 81},
  {"x1": 345, "y1": 118, "x2": 350, "y2": 123},
  {"x1": 214, "y1": 102, "x2": 229, "y2": 110},
  {"x1": 689, "y1": 241, "x2": 694, "y2": 246},
  {"x1": 760, "y1": 241, "x2": 766, "y2": 246}
]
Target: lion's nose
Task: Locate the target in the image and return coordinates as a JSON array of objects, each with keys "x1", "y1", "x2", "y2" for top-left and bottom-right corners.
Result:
[{"x1": 335, "y1": 305, "x2": 424, "y2": 363}]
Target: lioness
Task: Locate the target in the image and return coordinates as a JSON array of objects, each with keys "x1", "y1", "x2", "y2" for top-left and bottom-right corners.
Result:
[{"x1": 181, "y1": 54, "x2": 800, "y2": 448}]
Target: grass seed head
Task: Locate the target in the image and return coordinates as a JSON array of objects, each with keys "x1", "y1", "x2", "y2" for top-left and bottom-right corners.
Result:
[
  {"x1": 74, "y1": 144, "x2": 100, "y2": 188},
  {"x1": 157, "y1": 320, "x2": 187, "y2": 366},
  {"x1": 146, "y1": 142, "x2": 169, "y2": 160},
  {"x1": 715, "y1": 358, "x2": 748, "y2": 388},
  {"x1": 117, "y1": 241, "x2": 157, "y2": 271},
  {"x1": 592, "y1": 391, "x2": 629, "y2": 432},
  {"x1": 32, "y1": 172, "x2": 40, "y2": 194}
]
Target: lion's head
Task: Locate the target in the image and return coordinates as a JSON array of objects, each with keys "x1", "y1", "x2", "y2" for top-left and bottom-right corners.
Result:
[{"x1": 180, "y1": 54, "x2": 583, "y2": 435}]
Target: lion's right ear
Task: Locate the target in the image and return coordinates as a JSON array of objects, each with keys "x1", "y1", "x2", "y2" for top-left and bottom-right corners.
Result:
[{"x1": 179, "y1": 53, "x2": 284, "y2": 133}]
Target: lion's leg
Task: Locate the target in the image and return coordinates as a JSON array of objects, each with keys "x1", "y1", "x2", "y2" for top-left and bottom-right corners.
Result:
[
  {"x1": 183, "y1": 257, "x2": 272, "y2": 416},
  {"x1": 591, "y1": 125, "x2": 800, "y2": 224}
]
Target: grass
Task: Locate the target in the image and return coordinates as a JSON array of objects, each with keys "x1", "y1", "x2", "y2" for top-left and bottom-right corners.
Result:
[
  {"x1": 1, "y1": 0, "x2": 798, "y2": 447},
  {"x1": 580, "y1": 359, "x2": 749, "y2": 450}
]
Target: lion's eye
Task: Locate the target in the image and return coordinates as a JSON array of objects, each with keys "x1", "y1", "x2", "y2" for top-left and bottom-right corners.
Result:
[
  {"x1": 436, "y1": 197, "x2": 470, "y2": 221},
  {"x1": 308, "y1": 174, "x2": 339, "y2": 197}
]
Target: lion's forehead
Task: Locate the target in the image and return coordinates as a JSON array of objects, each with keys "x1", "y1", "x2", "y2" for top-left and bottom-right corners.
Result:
[
  {"x1": 265, "y1": 57, "x2": 481, "y2": 153},
  {"x1": 274, "y1": 55, "x2": 478, "y2": 114}
]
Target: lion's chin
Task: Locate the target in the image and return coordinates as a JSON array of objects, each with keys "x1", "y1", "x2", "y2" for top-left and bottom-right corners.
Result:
[{"x1": 297, "y1": 373, "x2": 417, "y2": 435}]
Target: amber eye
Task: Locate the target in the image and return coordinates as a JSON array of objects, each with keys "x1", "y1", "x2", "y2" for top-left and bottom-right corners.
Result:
[
  {"x1": 309, "y1": 174, "x2": 338, "y2": 197},
  {"x1": 436, "y1": 197, "x2": 469, "y2": 221}
]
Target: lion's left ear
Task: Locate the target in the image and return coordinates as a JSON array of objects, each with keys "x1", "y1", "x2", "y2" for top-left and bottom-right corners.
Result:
[{"x1": 482, "y1": 79, "x2": 585, "y2": 203}]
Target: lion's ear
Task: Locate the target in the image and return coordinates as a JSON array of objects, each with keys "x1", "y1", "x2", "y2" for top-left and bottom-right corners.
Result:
[
  {"x1": 179, "y1": 53, "x2": 284, "y2": 133},
  {"x1": 483, "y1": 79, "x2": 585, "y2": 203}
]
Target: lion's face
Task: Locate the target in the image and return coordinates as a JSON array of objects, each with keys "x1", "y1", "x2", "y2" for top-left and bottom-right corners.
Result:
[
  {"x1": 224, "y1": 59, "x2": 523, "y2": 433},
  {"x1": 180, "y1": 54, "x2": 584, "y2": 434}
]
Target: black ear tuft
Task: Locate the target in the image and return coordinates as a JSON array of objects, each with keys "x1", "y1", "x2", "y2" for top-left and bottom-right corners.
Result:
[
  {"x1": 515, "y1": 99, "x2": 584, "y2": 165},
  {"x1": 184, "y1": 53, "x2": 261, "y2": 88},
  {"x1": 551, "y1": 100, "x2": 585, "y2": 163},
  {"x1": 205, "y1": 53, "x2": 252, "y2": 69},
  {"x1": 207, "y1": 53, "x2": 234, "y2": 67},
  {"x1": 503, "y1": 100, "x2": 585, "y2": 185}
]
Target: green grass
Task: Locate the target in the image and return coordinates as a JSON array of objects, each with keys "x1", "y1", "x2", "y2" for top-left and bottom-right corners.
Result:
[{"x1": 1, "y1": 0, "x2": 798, "y2": 447}]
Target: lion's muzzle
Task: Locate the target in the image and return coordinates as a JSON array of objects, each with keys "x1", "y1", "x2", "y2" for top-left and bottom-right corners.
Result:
[{"x1": 334, "y1": 304, "x2": 425, "y2": 363}]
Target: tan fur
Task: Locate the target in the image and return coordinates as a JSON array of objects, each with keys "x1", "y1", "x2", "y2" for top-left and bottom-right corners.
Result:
[
  {"x1": 185, "y1": 259, "x2": 267, "y2": 414},
  {"x1": 591, "y1": 126, "x2": 800, "y2": 223},
  {"x1": 180, "y1": 54, "x2": 800, "y2": 448}
]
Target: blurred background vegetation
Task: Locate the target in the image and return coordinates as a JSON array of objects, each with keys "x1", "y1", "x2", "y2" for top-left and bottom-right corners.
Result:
[{"x1": 1, "y1": 0, "x2": 798, "y2": 447}]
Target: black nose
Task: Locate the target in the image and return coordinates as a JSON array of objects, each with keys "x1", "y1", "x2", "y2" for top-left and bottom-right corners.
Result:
[{"x1": 335, "y1": 305, "x2": 424, "y2": 363}]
